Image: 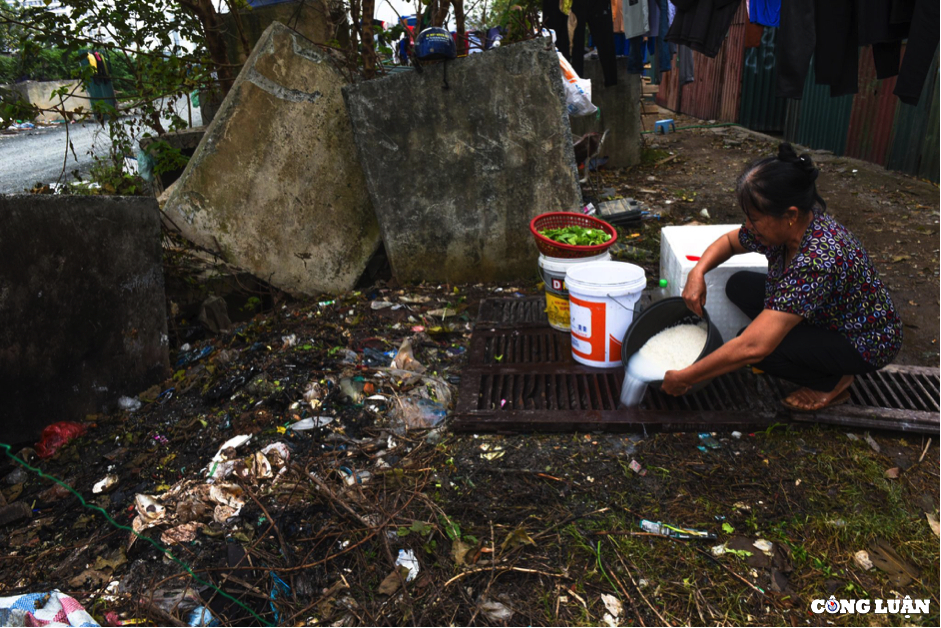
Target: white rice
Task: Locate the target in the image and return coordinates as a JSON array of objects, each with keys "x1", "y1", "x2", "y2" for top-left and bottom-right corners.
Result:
[
  {"x1": 636, "y1": 322, "x2": 708, "y2": 376},
  {"x1": 620, "y1": 322, "x2": 709, "y2": 407}
]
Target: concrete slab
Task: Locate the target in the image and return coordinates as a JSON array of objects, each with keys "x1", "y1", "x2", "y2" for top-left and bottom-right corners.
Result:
[
  {"x1": 343, "y1": 39, "x2": 582, "y2": 284},
  {"x1": 0, "y1": 195, "x2": 169, "y2": 443},
  {"x1": 164, "y1": 22, "x2": 380, "y2": 296},
  {"x1": 570, "y1": 60, "x2": 642, "y2": 169}
]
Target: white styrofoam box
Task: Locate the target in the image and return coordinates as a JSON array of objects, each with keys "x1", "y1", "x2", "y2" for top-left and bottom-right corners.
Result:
[{"x1": 660, "y1": 224, "x2": 769, "y2": 343}]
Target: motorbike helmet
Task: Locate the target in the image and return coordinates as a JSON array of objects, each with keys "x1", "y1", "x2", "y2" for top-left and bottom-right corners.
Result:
[{"x1": 414, "y1": 27, "x2": 456, "y2": 61}]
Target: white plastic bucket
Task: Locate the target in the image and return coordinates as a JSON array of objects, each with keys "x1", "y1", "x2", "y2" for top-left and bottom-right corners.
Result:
[
  {"x1": 565, "y1": 261, "x2": 646, "y2": 368},
  {"x1": 538, "y1": 252, "x2": 611, "y2": 332}
]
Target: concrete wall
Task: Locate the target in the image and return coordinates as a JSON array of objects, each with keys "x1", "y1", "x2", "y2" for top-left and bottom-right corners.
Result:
[
  {"x1": 10, "y1": 80, "x2": 91, "y2": 123},
  {"x1": 343, "y1": 39, "x2": 583, "y2": 284},
  {"x1": 222, "y1": 0, "x2": 347, "y2": 66},
  {"x1": 0, "y1": 195, "x2": 169, "y2": 444},
  {"x1": 164, "y1": 22, "x2": 380, "y2": 297},
  {"x1": 570, "y1": 60, "x2": 642, "y2": 168}
]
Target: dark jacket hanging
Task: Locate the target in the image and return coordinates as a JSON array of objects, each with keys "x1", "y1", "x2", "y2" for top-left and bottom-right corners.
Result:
[
  {"x1": 664, "y1": 0, "x2": 741, "y2": 59},
  {"x1": 894, "y1": 0, "x2": 940, "y2": 105},
  {"x1": 775, "y1": 0, "x2": 814, "y2": 99}
]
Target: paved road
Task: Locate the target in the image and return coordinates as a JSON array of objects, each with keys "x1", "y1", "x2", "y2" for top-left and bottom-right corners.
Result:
[{"x1": 0, "y1": 100, "x2": 203, "y2": 194}]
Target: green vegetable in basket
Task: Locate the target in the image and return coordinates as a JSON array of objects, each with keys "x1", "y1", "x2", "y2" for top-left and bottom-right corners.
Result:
[{"x1": 540, "y1": 225, "x2": 612, "y2": 246}]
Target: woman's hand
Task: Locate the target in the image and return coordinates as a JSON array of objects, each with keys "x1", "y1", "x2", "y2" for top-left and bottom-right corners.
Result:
[
  {"x1": 662, "y1": 369, "x2": 693, "y2": 396},
  {"x1": 682, "y1": 269, "x2": 707, "y2": 316}
]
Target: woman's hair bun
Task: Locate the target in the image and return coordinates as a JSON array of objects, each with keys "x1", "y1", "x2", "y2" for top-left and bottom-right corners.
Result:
[{"x1": 778, "y1": 142, "x2": 818, "y2": 181}]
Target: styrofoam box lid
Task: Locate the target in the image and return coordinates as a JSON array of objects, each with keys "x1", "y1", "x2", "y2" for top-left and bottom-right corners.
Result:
[{"x1": 661, "y1": 224, "x2": 768, "y2": 269}]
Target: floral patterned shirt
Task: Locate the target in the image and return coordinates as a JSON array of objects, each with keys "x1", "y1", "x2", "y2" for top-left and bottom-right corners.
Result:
[{"x1": 738, "y1": 209, "x2": 902, "y2": 368}]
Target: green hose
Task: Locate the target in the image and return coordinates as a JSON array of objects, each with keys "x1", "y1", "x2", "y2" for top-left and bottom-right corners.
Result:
[{"x1": 0, "y1": 442, "x2": 273, "y2": 626}]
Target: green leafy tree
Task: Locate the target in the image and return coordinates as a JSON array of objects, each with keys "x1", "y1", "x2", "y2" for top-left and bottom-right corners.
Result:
[{"x1": 0, "y1": 1, "x2": 411, "y2": 193}]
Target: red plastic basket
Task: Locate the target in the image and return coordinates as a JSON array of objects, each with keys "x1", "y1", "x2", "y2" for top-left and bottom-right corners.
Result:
[{"x1": 529, "y1": 212, "x2": 617, "y2": 259}]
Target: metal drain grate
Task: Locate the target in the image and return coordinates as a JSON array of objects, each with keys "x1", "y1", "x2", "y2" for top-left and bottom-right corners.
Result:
[
  {"x1": 476, "y1": 297, "x2": 548, "y2": 328},
  {"x1": 472, "y1": 329, "x2": 573, "y2": 365},
  {"x1": 454, "y1": 298, "x2": 941, "y2": 434}
]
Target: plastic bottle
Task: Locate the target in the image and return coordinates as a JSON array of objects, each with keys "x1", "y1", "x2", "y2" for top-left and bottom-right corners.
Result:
[{"x1": 650, "y1": 278, "x2": 669, "y2": 302}]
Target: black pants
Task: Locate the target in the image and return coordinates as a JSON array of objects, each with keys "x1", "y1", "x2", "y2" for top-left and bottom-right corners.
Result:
[
  {"x1": 894, "y1": 0, "x2": 940, "y2": 105},
  {"x1": 776, "y1": 0, "x2": 859, "y2": 98},
  {"x1": 726, "y1": 271, "x2": 878, "y2": 391},
  {"x1": 543, "y1": 0, "x2": 618, "y2": 86}
]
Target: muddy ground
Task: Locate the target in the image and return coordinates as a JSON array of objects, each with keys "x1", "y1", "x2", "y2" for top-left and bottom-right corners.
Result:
[{"x1": 0, "y1": 121, "x2": 937, "y2": 627}]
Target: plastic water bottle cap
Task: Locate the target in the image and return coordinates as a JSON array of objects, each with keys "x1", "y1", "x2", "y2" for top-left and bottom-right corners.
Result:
[{"x1": 659, "y1": 279, "x2": 668, "y2": 288}]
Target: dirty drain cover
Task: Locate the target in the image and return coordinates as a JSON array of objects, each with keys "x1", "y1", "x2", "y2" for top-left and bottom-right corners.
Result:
[{"x1": 455, "y1": 299, "x2": 940, "y2": 434}]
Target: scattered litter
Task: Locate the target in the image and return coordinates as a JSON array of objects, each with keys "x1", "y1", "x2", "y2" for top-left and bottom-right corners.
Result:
[
  {"x1": 846, "y1": 433, "x2": 859, "y2": 441},
  {"x1": 629, "y1": 459, "x2": 646, "y2": 476},
  {"x1": 35, "y1": 422, "x2": 88, "y2": 459},
  {"x1": 853, "y1": 550, "x2": 874, "y2": 570},
  {"x1": 480, "y1": 443, "x2": 505, "y2": 461},
  {"x1": 753, "y1": 539, "x2": 773, "y2": 555},
  {"x1": 697, "y1": 433, "x2": 721, "y2": 451},
  {"x1": 477, "y1": 597, "x2": 513, "y2": 622},
  {"x1": 395, "y1": 549, "x2": 419, "y2": 582},
  {"x1": 0, "y1": 591, "x2": 98, "y2": 627},
  {"x1": 731, "y1": 431, "x2": 742, "y2": 439},
  {"x1": 601, "y1": 593, "x2": 622, "y2": 627},
  {"x1": 186, "y1": 605, "x2": 219, "y2": 626},
  {"x1": 92, "y1": 474, "x2": 119, "y2": 494},
  {"x1": 290, "y1": 416, "x2": 333, "y2": 431},
  {"x1": 117, "y1": 396, "x2": 142, "y2": 412},
  {"x1": 641, "y1": 519, "x2": 716, "y2": 540},
  {"x1": 864, "y1": 433, "x2": 881, "y2": 453}
]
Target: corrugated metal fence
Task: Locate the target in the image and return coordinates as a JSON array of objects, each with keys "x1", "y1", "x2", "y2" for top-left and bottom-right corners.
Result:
[
  {"x1": 885, "y1": 51, "x2": 939, "y2": 182},
  {"x1": 656, "y1": 14, "x2": 939, "y2": 183},
  {"x1": 738, "y1": 27, "x2": 787, "y2": 133},
  {"x1": 655, "y1": 2, "x2": 747, "y2": 121},
  {"x1": 783, "y1": 61, "x2": 855, "y2": 156}
]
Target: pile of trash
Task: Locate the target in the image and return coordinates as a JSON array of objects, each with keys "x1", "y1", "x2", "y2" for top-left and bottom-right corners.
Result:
[{"x1": 0, "y1": 282, "x2": 507, "y2": 626}]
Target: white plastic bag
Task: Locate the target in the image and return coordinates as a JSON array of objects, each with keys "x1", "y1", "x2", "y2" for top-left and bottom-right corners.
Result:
[{"x1": 558, "y1": 52, "x2": 597, "y2": 117}]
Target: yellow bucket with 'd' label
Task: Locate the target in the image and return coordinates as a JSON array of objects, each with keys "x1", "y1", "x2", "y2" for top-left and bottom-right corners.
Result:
[{"x1": 538, "y1": 252, "x2": 611, "y2": 332}]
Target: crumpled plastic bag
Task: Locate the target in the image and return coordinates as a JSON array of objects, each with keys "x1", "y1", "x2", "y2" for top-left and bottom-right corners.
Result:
[
  {"x1": 35, "y1": 422, "x2": 88, "y2": 458},
  {"x1": 558, "y1": 52, "x2": 597, "y2": 117},
  {"x1": 391, "y1": 338, "x2": 425, "y2": 374}
]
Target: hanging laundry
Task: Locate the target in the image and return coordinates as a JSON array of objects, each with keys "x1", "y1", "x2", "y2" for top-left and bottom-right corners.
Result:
[
  {"x1": 665, "y1": 0, "x2": 742, "y2": 59},
  {"x1": 894, "y1": 0, "x2": 940, "y2": 105},
  {"x1": 677, "y1": 44, "x2": 695, "y2": 84},
  {"x1": 858, "y1": 1, "x2": 910, "y2": 79},
  {"x1": 775, "y1": 0, "x2": 813, "y2": 98},
  {"x1": 648, "y1": 0, "x2": 672, "y2": 84},
  {"x1": 814, "y1": 0, "x2": 859, "y2": 97},
  {"x1": 546, "y1": 0, "x2": 620, "y2": 86},
  {"x1": 622, "y1": 0, "x2": 649, "y2": 39},
  {"x1": 748, "y1": 0, "x2": 779, "y2": 28},
  {"x1": 626, "y1": 36, "x2": 646, "y2": 74}
]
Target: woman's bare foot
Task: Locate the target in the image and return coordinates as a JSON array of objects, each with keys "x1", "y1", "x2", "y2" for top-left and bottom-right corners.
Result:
[{"x1": 783, "y1": 375, "x2": 855, "y2": 411}]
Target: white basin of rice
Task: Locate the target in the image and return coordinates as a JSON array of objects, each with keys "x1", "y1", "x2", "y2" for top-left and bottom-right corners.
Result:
[{"x1": 636, "y1": 322, "x2": 708, "y2": 375}]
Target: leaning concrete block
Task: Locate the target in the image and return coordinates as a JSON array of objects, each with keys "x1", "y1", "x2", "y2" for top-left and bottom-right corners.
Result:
[
  {"x1": 343, "y1": 39, "x2": 582, "y2": 284},
  {"x1": 0, "y1": 195, "x2": 169, "y2": 443},
  {"x1": 165, "y1": 22, "x2": 380, "y2": 296},
  {"x1": 570, "y1": 60, "x2": 642, "y2": 168}
]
